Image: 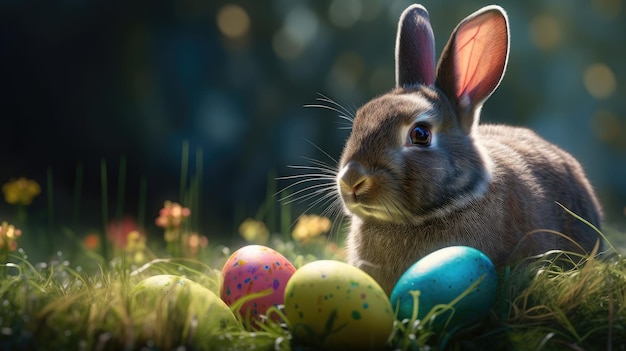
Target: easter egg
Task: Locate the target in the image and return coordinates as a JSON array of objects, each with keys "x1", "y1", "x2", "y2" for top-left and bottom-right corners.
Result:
[
  {"x1": 130, "y1": 275, "x2": 237, "y2": 348},
  {"x1": 220, "y1": 245, "x2": 296, "y2": 321},
  {"x1": 284, "y1": 260, "x2": 394, "y2": 350},
  {"x1": 390, "y1": 246, "x2": 497, "y2": 329}
]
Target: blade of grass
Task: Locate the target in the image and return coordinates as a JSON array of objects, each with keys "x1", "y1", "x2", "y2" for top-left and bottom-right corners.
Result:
[
  {"x1": 254, "y1": 170, "x2": 277, "y2": 231},
  {"x1": 280, "y1": 189, "x2": 292, "y2": 241},
  {"x1": 193, "y1": 146, "x2": 203, "y2": 233},
  {"x1": 186, "y1": 177, "x2": 197, "y2": 233},
  {"x1": 555, "y1": 202, "x2": 616, "y2": 253},
  {"x1": 266, "y1": 170, "x2": 276, "y2": 232},
  {"x1": 137, "y1": 176, "x2": 147, "y2": 230},
  {"x1": 72, "y1": 162, "x2": 84, "y2": 229},
  {"x1": 233, "y1": 204, "x2": 245, "y2": 240},
  {"x1": 45, "y1": 167, "x2": 54, "y2": 256},
  {"x1": 179, "y1": 140, "x2": 189, "y2": 203},
  {"x1": 100, "y1": 159, "x2": 109, "y2": 261},
  {"x1": 116, "y1": 155, "x2": 127, "y2": 221}
]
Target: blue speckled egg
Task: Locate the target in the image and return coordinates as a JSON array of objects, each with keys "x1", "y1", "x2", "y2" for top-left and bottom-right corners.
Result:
[{"x1": 390, "y1": 246, "x2": 497, "y2": 329}]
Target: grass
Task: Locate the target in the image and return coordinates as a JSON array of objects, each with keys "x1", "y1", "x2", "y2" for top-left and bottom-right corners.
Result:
[
  {"x1": 1, "y1": 227, "x2": 625, "y2": 350},
  {"x1": 0, "y1": 241, "x2": 308, "y2": 351}
]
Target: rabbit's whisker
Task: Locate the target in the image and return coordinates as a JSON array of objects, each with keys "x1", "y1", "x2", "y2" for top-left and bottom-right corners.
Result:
[
  {"x1": 312, "y1": 93, "x2": 356, "y2": 121},
  {"x1": 301, "y1": 140, "x2": 341, "y2": 165},
  {"x1": 304, "y1": 104, "x2": 353, "y2": 123},
  {"x1": 276, "y1": 174, "x2": 335, "y2": 182},
  {"x1": 279, "y1": 183, "x2": 336, "y2": 203},
  {"x1": 296, "y1": 192, "x2": 343, "y2": 231},
  {"x1": 275, "y1": 176, "x2": 334, "y2": 196},
  {"x1": 303, "y1": 189, "x2": 340, "y2": 210},
  {"x1": 299, "y1": 156, "x2": 338, "y2": 171},
  {"x1": 276, "y1": 96, "x2": 355, "y2": 242},
  {"x1": 286, "y1": 165, "x2": 337, "y2": 175}
]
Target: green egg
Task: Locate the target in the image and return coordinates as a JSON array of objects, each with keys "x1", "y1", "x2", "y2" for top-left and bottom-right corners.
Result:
[
  {"x1": 284, "y1": 260, "x2": 394, "y2": 350},
  {"x1": 130, "y1": 274, "x2": 238, "y2": 348}
]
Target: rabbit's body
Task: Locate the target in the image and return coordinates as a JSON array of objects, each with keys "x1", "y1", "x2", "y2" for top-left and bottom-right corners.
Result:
[
  {"x1": 337, "y1": 5, "x2": 602, "y2": 294},
  {"x1": 344, "y1": 103, "x2": 602, "y2": 294}
]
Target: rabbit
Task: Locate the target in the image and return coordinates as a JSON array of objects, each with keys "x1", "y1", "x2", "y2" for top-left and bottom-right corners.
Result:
[{"x1": 337, "y1": 4, "x2": 603, "y2": 295}]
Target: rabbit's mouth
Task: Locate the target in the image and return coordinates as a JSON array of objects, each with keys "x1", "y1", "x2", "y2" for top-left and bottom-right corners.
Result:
[{"x1": 345, "y1": 201, "x2": 410, "y2": 223}]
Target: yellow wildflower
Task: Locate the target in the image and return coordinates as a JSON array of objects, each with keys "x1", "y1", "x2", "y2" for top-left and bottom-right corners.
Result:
[
  {"x1": 292, "y1": 214, "x2": 331, "y2": 244},
  {"x1": 2, "y1": 177, "x2": 41, "y2": 205},
  {"x1": 125, "y1": 230, "x2": 147, "y2": 264},
  {"x1": 239, "y1": 218, "x2": 269, "y2": 244},
  {"x1": 0, "y1": 221, "x2": 22, "y2": 252}
]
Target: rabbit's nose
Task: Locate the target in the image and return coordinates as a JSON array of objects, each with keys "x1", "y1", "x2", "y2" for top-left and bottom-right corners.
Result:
[{"x1": 338, "y1": 161, "x2": 370, "y2": 196}]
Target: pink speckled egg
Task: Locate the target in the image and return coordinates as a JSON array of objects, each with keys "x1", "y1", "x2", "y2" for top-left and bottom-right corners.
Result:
[{"x1": 220, "y1": 245, "x2": 296, "y2": 322}]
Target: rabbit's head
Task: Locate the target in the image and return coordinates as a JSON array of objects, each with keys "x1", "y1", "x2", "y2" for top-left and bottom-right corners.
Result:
[{"x1": 338, "y1": 5, "x2": 509, "y2": 225}]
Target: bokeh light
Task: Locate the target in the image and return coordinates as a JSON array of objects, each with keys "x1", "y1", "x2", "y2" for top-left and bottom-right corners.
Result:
[
  {"x1": 216, "y1": 4, "x2": 250, "y2": 40},
  {"x1": 328, "y1": 0, "x2": 363, "y2": 28},
  {"x1": 328, "y1": 51, "x2": 365, "y2": 91},
  {"x1": 273, "y1": 5, "x2": 319, "y2": 60},
  {"x1": 583, "y1": 63, "x2": 617, "y2": 99},
  {"x1": 2, "y1": 0, "x2": 625, "y2": 243},
  {"x1": 359, "y1": 0, "x2": 383, "y2": 22},
  {"x1": 529, "y1": 14, "x2": 562, "y2": 51},
  {"x1": 591, "y1": 0, "x2": 623, "y2": 20},
  {"x1": 592, "y1": 109, "x2": 622, "y2": 144},
  {"x1": 368, "y1": 66, "x2": 394, "y2": 95}
]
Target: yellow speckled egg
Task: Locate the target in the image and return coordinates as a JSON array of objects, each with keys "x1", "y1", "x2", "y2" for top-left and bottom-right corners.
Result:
[{"x1": 284, "y1": 260, "x2": 394, "y2": 350}]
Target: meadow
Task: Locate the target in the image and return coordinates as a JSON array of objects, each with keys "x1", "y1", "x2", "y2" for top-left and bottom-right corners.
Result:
[{"x1": 1, "y1": 151, "x2": 625, "y2": 350}]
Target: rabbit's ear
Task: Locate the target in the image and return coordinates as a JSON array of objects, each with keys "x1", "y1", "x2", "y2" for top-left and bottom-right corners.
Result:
[
  {"x1": 395, "y1": 4, "x2": 436, "y2": 88},
  {"x1": 435, "y1": 6, "x2": 509, "y2": 133}
]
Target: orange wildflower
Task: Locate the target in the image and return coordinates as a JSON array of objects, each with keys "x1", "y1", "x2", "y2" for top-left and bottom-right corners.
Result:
[{"x1": 83, "y1": 233, "x2": 100, "y2": 250}]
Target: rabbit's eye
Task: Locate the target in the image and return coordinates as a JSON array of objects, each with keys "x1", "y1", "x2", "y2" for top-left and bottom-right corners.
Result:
[{"x1": 409, "y1": 125, "x2": 431, "y2": 146}]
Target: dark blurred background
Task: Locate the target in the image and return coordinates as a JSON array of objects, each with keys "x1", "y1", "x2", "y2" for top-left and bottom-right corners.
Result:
[{"x1": 1, "y1": 0, "x2": 624, "y2": 249}]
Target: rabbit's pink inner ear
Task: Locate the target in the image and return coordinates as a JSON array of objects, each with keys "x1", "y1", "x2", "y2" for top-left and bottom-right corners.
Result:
[
  {"x1": 395, "y1": 4, "x2": 436, "y2": 88},
  {"x1": 452, "y1": 9, "x2": 508, "y2": 109}
]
